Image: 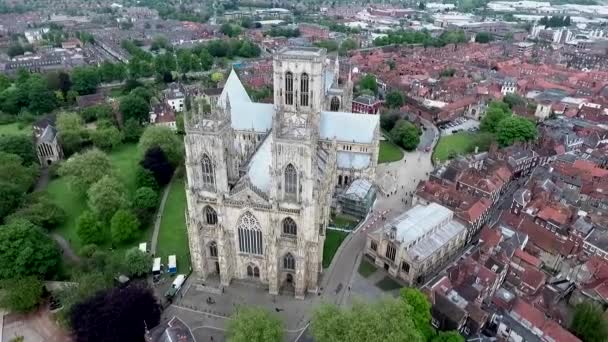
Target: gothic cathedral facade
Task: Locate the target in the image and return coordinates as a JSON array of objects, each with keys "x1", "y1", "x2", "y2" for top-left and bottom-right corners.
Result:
[{"x1": 184, "y1": 47, "x2": 380, "y2": 298}]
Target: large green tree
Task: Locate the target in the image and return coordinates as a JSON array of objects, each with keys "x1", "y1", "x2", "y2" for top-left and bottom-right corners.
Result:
[
  {"x1": 390, "y1": 120, "x2": 420, "y2": 151},
  {"x1": 570, "y1": 302, "x2": 608, "y2": 342},
  {"x1": 312, "y1": 298, "x2": 424, "y2": 342},
  {"x1": 138, "y1": 126, "x2": 183, "y2": 166},
  {"x1": 496, "y1": 116, "x2": 537, "y2": 146},
  {"x1": 88, "y1": 176, "x2": 128, "y2": 223},
  {"x1": 480, "y1": 101, "x2": 511, "y2": 133},
  {"x1": 119, "y1": 94, "x2": 150, "y2": 124},
  {"x1": 227, "y1": 307, "x2": 284, "y2": 342},
  {"x1": 111, "y1": 209, "x2": 139, "y2": 244},
  {"x1": 0, "y1": 276, "x2": 44, "y2": 313},
  {"x1": 71, "y1": 67, "x2": 101, "y2": 95},
  {"x1": 123, "y1": 248, "x2": 152, "y2": 278},
  {"x1": 0, "y1": 152, "x2": 38, "y2": 193},
  {"x1": 0, "y1": 219, "x2": 61, "y2": 279},
  {"x1": 401, "y1": 288, "x2": 435, "y2": 341},
  {"x1": 7, "y1": 193, "x2": 65, "y2": 229},
  {"x1": 90, "y1": 126, "x2": 123, "y2": 151},
  {"x1": 58, "y1": 148, "x2": 113, "y2": 194},
  {"x1": 77, "y1": 210, "x2": 106, "y2": 245},
  {"x1": 0, "y1": 134, "x2": 37, "y2": 165},
  {"x1": 385, "y1": 91, "x2": 405, "y2": 109},
  {"x1": 358, "y1": 74, "x2": 378, "y2": 95}
]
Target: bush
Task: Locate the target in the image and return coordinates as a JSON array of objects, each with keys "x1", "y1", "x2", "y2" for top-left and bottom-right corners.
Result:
[{"x1": 0, "y1": 276, "x2": 44, "y2": 313}]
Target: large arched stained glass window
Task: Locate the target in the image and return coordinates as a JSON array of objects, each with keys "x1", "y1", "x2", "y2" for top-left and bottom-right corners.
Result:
[
  {"x1": 300, "y1": 73, "x2": 309, "y2": 106},
  {"x1": 201, "y1": 154, "x2": 215, "y2": 190},
  {"x1": 283, "y1": 253, "x2": 295, "y2": 270},
  {"x1": 237, "y1": 212, "x2": 263, "y2": 255},
  {"x1": 282, "y1": 217, "x2": 297, "y2": 236},
  {"x1": 284, "y1": 164, "x2": 297, "y2": 195},
  {"x1": 285, "y1": 72, "x2": 293, "y2": 105}
]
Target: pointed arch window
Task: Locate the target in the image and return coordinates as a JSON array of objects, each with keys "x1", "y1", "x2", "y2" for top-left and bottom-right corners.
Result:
[
  {"x1": 204, "y1": 206, "x2": 217, "y2": 225},
  {"x1": 284, "y1": 164, "x2": 297, "y2": 195},
  {"x1": 330, "y1": 96, "x2": 340, "y2": 111},
  {"x1": 282, "y1": 217, "x2": 297, "y2": 236},
  {"x1": 285, "y1": 72, "x2": 293, "y2": 105},
  {"x1": 201, "y1": 154, "x2": 215, "y2": 190},
  {"x1": 209, "y1": 241, "x2": 218, "y2": 258},
  {"x1": 283, "y1": 253, "x2": 295, "y2": 270},
  {"x1": 237, "y1": 212, "x2": 263, "y2": 255},
  {"x1": 300, "y1": 73, "x2": 309, "y2": 106}
]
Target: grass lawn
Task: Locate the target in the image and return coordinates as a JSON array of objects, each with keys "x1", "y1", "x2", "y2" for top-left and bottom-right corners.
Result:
[
  {"x1": 322, "y1": 230, "x2": 349, "y2": 268},
  {"x1": 375, "y1": 276, "x2": 402, "y2": 291},
  {"x1": 433, "y1": 132, "x2": 494, "y2": 162},
  {"x1": 0, "y1": 122, "x2": 29, "y2": 136},
  {"x1": 378, "y1": 140, "x2": 404, "y2": 163},
  {"x1": 358, "y1": 258, "x2": 377, "y2": 278},
  {"x1": 156, "y1": 177, "x2": 191, "y2": 274},
  {"x1": 330, "y1": 213, "x2": 359, "y2": 229},
  {"x1": 46, "y1": 144, "x2": 150, "y2": 253}
]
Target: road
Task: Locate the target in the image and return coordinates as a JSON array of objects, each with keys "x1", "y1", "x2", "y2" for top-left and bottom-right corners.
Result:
[{"x1": 319, "y1": 118, "x2": 438, "y2": 307}]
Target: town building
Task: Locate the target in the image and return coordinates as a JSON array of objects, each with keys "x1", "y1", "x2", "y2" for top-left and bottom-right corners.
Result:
[
  {"x1": 33, "y1": 116, "x2": 63, "y2": 166},
  {"x1": 352, "y1": 94, "x2": 382, "y2": 114},
  {"x1": 365, "y1": 203, "x2": 467, "y2": 285},
  {"x1": 184, "y1": 47, "x2": 379, "y2": 298},
  {"x1": 337, "y1": 178, "x2": 376, "y2": 219}
]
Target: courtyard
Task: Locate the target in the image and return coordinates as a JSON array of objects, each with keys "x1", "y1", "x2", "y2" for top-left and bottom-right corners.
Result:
[{"x1": 433, "y1": 131, "x2": 494, "y2": 162}]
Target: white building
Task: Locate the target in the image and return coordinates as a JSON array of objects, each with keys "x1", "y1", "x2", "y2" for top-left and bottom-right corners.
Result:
[
  {"x1": 184, "y1": 47, "x2": 378, "y2": 298},
  {"x1": 365, "y1": 203, "x2": 467, "y2": 285}
]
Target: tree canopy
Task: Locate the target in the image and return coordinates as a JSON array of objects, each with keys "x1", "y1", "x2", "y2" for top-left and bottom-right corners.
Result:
[
  {"x1": 70, "y1": 283, "x2": 161, "y2": 342},
  {"x1": 0, "y1": 219, "x2": 61, "y2": 279},
  {"x1": 390, "y1": 120, "x2": 420, "y2": 151},
  {"x1": 385, "y1": 91, "x2": 405, "y2": 109},
  {"x1": 227, "y1": 307, "x2": 284, "y2": 342},
  {"x1": 475, "y1": 32, "x2": 493, "y2": 43},
  {"x1": 479, "y1": 101, "x2": 512, "y2": 133},
  {"x1": 111, "y1": 209, "x2": 140, "y2": 244},
  {"x1": 140, "y1": 146, "x2": 175, "y2": 186},
  {"x1": 496, "y1": 116, "x2": 537, "y2": 146},
  {"x1": 77, "y1": 210, "x2": 106, "y2": 245},
  {"x1": 570, "y1": 302, "x2": 608, "y2": 342},
  {"x1": 358, "y1": 74, "x2": 378, "y2": 95},
  {"x1": 123, "y1": 248, "x2": 152, "y2": 278},
  {"x1": 58, "y1": 148, "x2": 113, "y2": 194},
  {"x1": 138, "y1": 126, "x2": 183, "y2": 166},
  {"x1": 0, "y1": 276, "x2": 44, "y2": 313},
  {"x1": 119, "y1": 93, "x2": 151, "y2": 125}
]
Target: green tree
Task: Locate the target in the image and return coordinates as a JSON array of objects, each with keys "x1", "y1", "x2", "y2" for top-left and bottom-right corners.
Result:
[
  {"x1": 475, "y1": 32, "x2": 493, "y2": 43},
  {"x1": 391, "y1": 120, "x2": 420, "y2": 151},
  {"x1": 57, "y1": 111, "x2": 85, "y2": 132},
  {"x1": 0, "y1": 135, "x2": 36, "y2": 165},
  {"x1": 88, "y1": 176, "x2": 128, "y2": 223},
  {"x1": 27, "y1": 75, "x2": 58, "y2": 115},
  {"x1": 122, "y1": 118, "x2": 143, "y2": 142},
  {"x1": 496, "y1": 116, "x2": 537, "y2": 146},
  {"x1": 339, "y1": 38, "x2": 358, "y2": 55},
  {"x1": 0, "y1": 182, "x2": 25, "y2": 222},
  {"x1": 133, "y1": 187, "x2": 158, "y2": 223},
  {"x1": 227, "y1": 307, "x2": 284, "y2": 342},
  {"x1": 7, "y1": 43, "x2": 25, "y2": 58},
  {"x1": 385, "y1": 91, "x2": 405, "y2": 109},
  {"x1": 55, "y1": 272, "x2": 113, "y2": 326},
  {"x1": 80, "y1": 104, "x2": 114, "y2": 123},
  {"x1": 380, "y1": 110, "x2": 401, "y2": 131},
  {"x1": 401, "y1": 288, "x2": 434, "y2": 341},
  {"x1": 58, "y1": 148, "x2": 113, "y2": 194},
  {"x1": 123, "y1": 248, "x2": 152, "y2": 277},
  {"x1": 119, "y1": 94, "x2": 150, "y2": 124},
  {"x1": 110, "y1": 209, "x2": 139, "y2": 244},
  {"x1": 502, "y1": 93, "x2": 526, "y2": 109},
  {"x1": 135, "y1": 167, "x2": 159, "y2": 190},
  {"x1": 77, "y1": 210, "x2": 106, "y2": 245},
  {"x1": 138, "y1": 126, "x2": 183, "y2": 166},
  {"x1": 479, "y1": 101, "x2": 511, "y2": 133},
  {"x1": 0, "y1": 276, "x2": 44, "y2": 312},
  {"x1": 358, "y1": 74, "x2": 378, "y2": 95},
  {"x1": 570, "y1": 302, "x2": 608, "y2": 342},
  {"x1": 71, "y1": 67, "x2": 101, "y2": 95},
  {"x1": 6, "y1": 193, "x2": 64, "y2": 229},
  {"x1": 90, "y1": 126, "x2": 123, "y2": 151},
  {"x1": 311, "y1": 299, "x2": 424, "y2": 342},
  {"x1": 0, "y1": 152, "x2": 38, "y2": 192},
  {"x1": 0, "y1": 219, "x2": 61, "y2": 279}
]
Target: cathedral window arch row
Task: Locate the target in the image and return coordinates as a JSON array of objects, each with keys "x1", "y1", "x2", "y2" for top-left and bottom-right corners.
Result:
[
  {"x1": 237, "y1": 212, "x2": 263, "y2": 255},
  {"x1": 300, "y1": 72, "x2": 309, "y2": 107},
  {"x1": 209, "y1": 241, "x2": 218, "y2": 258},
  {"x1": 204, "y1": 206, "x2": 217, "y2": 225},
  {"x1": 285, "y1": 71, "x2": 294, "y2": 105}
]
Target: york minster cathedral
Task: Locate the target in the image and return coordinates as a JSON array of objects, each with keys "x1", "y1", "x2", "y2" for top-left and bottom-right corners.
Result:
[{"x1": 184, "y1": 47, "x2": 380, "y2": 298}]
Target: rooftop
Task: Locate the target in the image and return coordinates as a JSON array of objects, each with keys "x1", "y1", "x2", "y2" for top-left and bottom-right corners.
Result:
[
  {"x1": 277, "y1": 46, "x2": 325, "y2": 58},
  {"x1": 386, "y1": 203, "x2": 456, "y2": 245}
]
